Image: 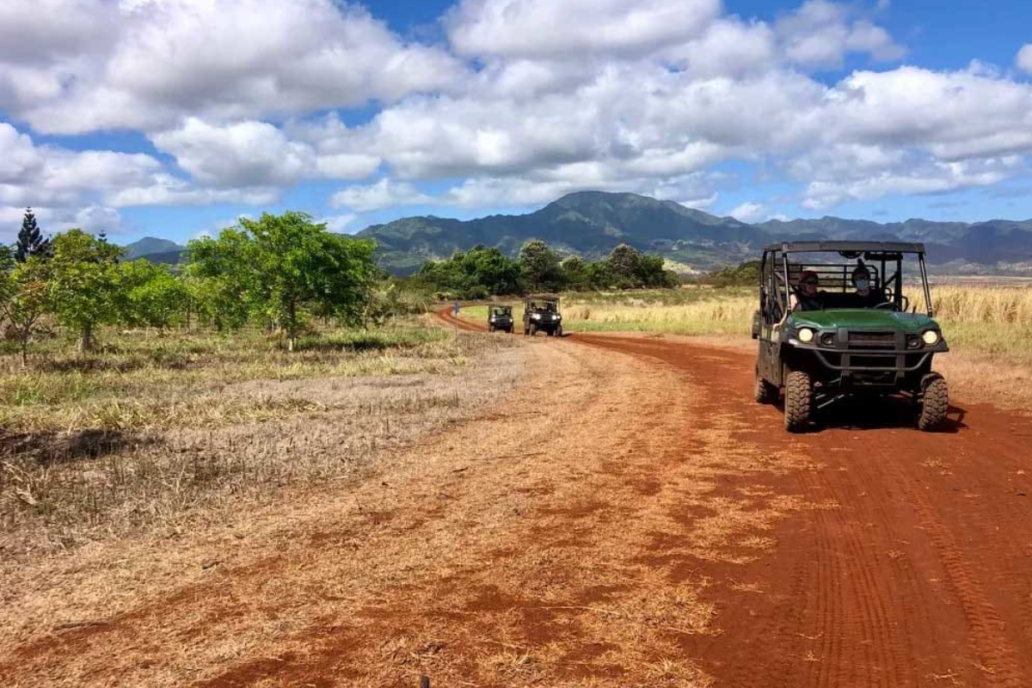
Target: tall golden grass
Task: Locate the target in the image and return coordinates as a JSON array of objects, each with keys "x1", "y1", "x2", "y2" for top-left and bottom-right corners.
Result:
[
  {"x1": 912, "y1": 286, "x2": 1032, "y2": 324},
  {"x1": 560, "y1": 286, "x2": 1032, "y2": 359}
]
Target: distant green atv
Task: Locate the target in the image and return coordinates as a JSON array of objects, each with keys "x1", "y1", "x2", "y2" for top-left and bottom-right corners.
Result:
[
  {"x1": 753, "y1": 241, "x2": 949, "y2": 432},
  {"x1": 523, "y1": 295, "x2": 563, "y2": 336},
  {"x1": 487, "y1": 304, "x2": 514, "y2": 333}
]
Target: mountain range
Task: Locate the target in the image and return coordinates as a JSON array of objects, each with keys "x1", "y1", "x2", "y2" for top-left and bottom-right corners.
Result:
[{"x1": 123, "y1": 191, "x2": 1032, "y2": 275}]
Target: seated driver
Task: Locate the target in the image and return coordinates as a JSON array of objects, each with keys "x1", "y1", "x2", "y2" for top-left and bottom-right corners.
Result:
[
  {"x1": 852, "y1": 265, "x2": 887, "y2": 308},
  {"x1": 790, "y1": 270, "x2": 823, "y2": 312}
]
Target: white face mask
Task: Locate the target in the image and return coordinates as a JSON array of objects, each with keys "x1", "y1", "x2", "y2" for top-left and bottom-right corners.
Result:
[{"x1": 855, "y1": 279, "x2": 870, "y2": 291}]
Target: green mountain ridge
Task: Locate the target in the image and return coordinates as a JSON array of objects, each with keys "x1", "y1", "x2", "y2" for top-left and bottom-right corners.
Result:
[
  {"x1": 358, "y1": 191, "x2": 1032, "y2": 275},
  {"x1": 117, "y1": 193, "x2": 1032, "y2": 275}
]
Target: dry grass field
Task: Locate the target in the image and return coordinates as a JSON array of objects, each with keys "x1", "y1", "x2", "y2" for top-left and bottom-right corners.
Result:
[{"x1": 0, "y1": 318, "x2": 524, "y2": 559}]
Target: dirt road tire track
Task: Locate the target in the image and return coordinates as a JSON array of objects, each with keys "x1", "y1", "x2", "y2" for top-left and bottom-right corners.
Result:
[{"x1": 1, "y1": 309, "x2": 1030, "y2": 687}]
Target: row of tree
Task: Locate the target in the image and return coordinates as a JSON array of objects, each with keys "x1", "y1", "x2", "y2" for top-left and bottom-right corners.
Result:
[
  {"x1": 413, "y1": 240, "x2": 677, "y2": 299},
  {"x1": 1, "y1": 211, "x2": 379, "y2": 361}
]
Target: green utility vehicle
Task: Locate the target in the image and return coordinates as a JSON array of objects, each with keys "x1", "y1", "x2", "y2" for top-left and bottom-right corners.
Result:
[
  {"x1": 523, "y1": 295, "x2": 563, "y2": 336},
  {"x1": 487, "y1": 304, "x2": 514, "y2": 333},
  {"x1": 753, "y1": 242, "x2": 949, "y2": 432}
]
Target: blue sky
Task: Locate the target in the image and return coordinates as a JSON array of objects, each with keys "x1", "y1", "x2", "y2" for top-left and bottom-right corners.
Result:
[{"x1": 2, "y1": 0, "x2": 1032, "y2": 246}]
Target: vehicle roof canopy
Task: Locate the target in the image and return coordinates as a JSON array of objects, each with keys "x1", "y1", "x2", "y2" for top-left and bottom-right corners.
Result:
[
  {"x1": 764, "y1": 241, "x2": 926, "y2": 254},
  {"x1": 525, "y1": 294, "x2": 560, "y2": 301}
]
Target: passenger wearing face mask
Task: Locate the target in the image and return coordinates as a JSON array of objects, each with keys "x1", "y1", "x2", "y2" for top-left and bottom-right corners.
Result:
[{"x1": 852, "y1": 265, "x2": 886, "y2": 308}]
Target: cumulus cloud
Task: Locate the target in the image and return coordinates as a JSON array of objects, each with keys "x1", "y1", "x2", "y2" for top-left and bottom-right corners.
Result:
[
  {"x1": 151, "y1": 118, "x2": 380, "y2": 188},
  {"x1": 2, "y1": 0, "x2": 1030, "y2": 218},
  {"x1": 1018, "y1": 44, "x2": 1032, "y2": 75},
  {"x1": 447, "y1": 0, "x2": 721, "y2": 59},
  {"x1": 0, "y1": 204, "x2": 126, "y2": 242},
  {"x1": 330, "y1": 179, "x2": 435, "y2": 212},
  {"x1": 775, "y1": 0, "x2": 905, "y2": 69},
  {"x1": 728, "y1": 202, "x2": 772, "y2": 223},
  {"x1": 1, "y1": 0, "x2": 465, "y2": 134}
]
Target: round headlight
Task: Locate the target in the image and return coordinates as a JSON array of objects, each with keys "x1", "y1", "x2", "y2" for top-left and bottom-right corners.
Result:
[
  {"x1": 531, "y1": 313, "x2": 541, "y2": 319},
  {"x1": 922, "y1": 330, "x2": 940, "y2": 346},
  {"x1": 798, "y1": 327, "x2": 815, "y2": 343}
]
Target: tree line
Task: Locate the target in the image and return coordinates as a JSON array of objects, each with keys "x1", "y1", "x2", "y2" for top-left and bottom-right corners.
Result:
[
  {"x1": 411, "y1": 239, "x2": 678, "y2": 299},
  {"x1": 1, "y1": 209, "x2": 379, "y2": 362}
]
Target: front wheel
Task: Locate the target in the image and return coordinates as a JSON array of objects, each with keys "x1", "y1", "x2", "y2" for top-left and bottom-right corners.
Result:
[
  {"x1": 557, "y1": 325, "x2": 564, "y2": 337},
  {"x1": 529, "y1": 324, "x2": 537, "y2": 337},
  {"x1": 918, "y1": 374, "x2": 949, "y2": 431},
  {"x1": 784, "y1": 369, "x2": 813, "y2": 432}
]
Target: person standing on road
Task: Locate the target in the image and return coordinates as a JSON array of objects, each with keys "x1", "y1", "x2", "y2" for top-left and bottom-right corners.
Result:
[{"x1": 453, "y1": 301, "x2": 461, "y2": 317}]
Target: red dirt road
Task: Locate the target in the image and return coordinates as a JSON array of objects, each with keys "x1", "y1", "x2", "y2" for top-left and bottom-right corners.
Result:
[
  {"x1": 442, "y1": 309, "x2": 1032, "y2": 687},
  {"x1": 2, "y1": 311, "x2": 1030, "y2": 688}
]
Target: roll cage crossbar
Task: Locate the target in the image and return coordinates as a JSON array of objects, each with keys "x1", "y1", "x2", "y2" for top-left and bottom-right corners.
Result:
[{"x1": 760, "y1": 242, "x2": 934, "y2": 318}]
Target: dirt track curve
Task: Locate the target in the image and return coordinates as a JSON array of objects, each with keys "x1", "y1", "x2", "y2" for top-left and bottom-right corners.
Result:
[{"x1": 2, "y1": 309, "x2": 1030, "y2": 688}]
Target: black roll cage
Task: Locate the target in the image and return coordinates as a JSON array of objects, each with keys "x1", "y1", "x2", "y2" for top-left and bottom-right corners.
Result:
[{"x1": 759, "y1": 242, "x2": 934, "y2": 320}]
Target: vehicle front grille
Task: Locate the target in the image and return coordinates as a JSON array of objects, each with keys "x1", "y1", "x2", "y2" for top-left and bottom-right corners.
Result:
[
  {"x1": 850, "y1": 355, "x2": 896, "y2": 369},
  {"x1": 847, "y1": 331, "x2": 896, "y2": 349}
]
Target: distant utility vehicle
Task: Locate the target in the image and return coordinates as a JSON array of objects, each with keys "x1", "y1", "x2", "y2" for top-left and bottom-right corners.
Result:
[
  {"x1": 523, "y1": 295, "x2": 563, "y2": 336},
  {"x1": 487, "y1": 305, "x2": 514, "y2": 333},
  {"x1": 753, "y1": 241, "x2": 949, "y2": 432}
]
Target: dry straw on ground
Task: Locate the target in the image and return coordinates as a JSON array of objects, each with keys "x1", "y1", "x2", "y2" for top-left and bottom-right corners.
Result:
[{"x1": 0, "y1": 321, "x2": 523, "y2": 559}]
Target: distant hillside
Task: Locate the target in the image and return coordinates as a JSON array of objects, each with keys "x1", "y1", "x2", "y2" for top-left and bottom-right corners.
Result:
[
  {"x1": 358, "y1": 191, "x2": 1032, "y2": 275},
  {"x1": 123, "y1": 237, "x2": 184, "y2": 261},
  {"x1": 358, "y1": 191, "x2": 765, "y2": 274}
]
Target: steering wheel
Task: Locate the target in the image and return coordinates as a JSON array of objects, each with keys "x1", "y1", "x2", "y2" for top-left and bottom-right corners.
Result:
[{"x1": 874, "y1": 301, "x2": 895, "y2": 310}]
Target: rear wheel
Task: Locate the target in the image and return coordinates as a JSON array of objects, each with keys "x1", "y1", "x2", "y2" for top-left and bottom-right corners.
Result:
[
  {"x1": 754, "y1": 369, "x2": 776, "y2": 404},
  {"x1": 918, "y1": 373, "x2": 949, "y2": 431},
  {"x1": 784, "y1": 369, "x2": 813, "y2": 432}
]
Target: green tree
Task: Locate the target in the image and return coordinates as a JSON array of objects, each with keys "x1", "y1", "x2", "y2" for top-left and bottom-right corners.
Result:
[
  {"x1": 0, "y1": 253, "x2": 52, "y2": 364},
  {"x1": 519, "y1": 239, "x2": 564, "y2": 293},
  {"x1": 636, "y1": 254, "x2": 678, "y2": 288},
  {"x1": 606, "y1": 244, "x2": 641, "y2": 289},
  {"x1": 187, "y1": 212, "x2": 377, "y2": 350},
  {"x1": 560, "y1": 256, "x2": 589, "y2": 291},
  {"x1": 14, "y1": 208, "x2": 51, "y2": 262},
  {"x1": 118, "y1": 260, "x2": 190, "y2": 329},
  {"x1": 185, "y1": 229, "x2": 259, "y2": 331},
  {"x1": 48, "y1": 229, "x2": 123, "y2": 352},
  {"x1": 417, "y1": 245, "x2": 523, "y2": 298}
]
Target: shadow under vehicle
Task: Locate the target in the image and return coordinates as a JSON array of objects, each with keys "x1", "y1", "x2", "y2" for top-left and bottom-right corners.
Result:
[
  {"x1": 752, "y1": 241, "x2": 949, "y2": 433},
  {"x1": 487, "y1": 304, "x2": 514, "y2": 333},
  {"x1": 523, "y1": 294, "x2": 563, "y2": 337}
]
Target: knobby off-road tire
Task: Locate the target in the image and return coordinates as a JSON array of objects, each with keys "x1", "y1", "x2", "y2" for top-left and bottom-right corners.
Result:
[
  {"x1": 918, "y1": 373, "x2": 949, "y2": 431},
  {"x1": 529, "y1": 324, "x2": 537, "y2": 337},
  {"x1": 557, "y1": 325, "x2": 564, "y2": 337},
  {"x1": 784, "y1": 369, "x2": 813, "y2": 432},
  {"x1": 754, "y1": 370, "x2": 776, "y2": 404}
]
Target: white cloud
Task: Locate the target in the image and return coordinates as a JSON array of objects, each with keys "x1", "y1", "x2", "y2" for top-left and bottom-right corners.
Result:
[
  {"x1": 1, "y1": 0, "x2": 465, "y2": 135},
  {"x1": 151, "y1": 118, "x2": 381, "y2": 188},
  {"x1": 802, "y1": 158, "x2": 1021, "y2": 209},
  {"x1": 447, "y1": 0, "x2": 721, "y2": 59},
  {"x1": 728, "y1": 201, "x2": 771, "y2": 223},
  {"x1": 2, "y1": 0, "x2": 1031, "y2": 219},
  {"x1": 775, "y1": 0, "x2": 904, "y2": 69},
  {"x1": 330, "y1": 179, "x2": 435, "y2": 212},
  {"x1": 1018, "y1": 44, "x2": 1032, "y2": 75},
  {"x1": 106, "y1": 174, "x2": 280, "y2": 207},
  {"x1": 0, "y1": 204, "x2": 125, "y2": 242},
  {"x1": 321, "y1": 214, "x2": 359, "y2": 234}
]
